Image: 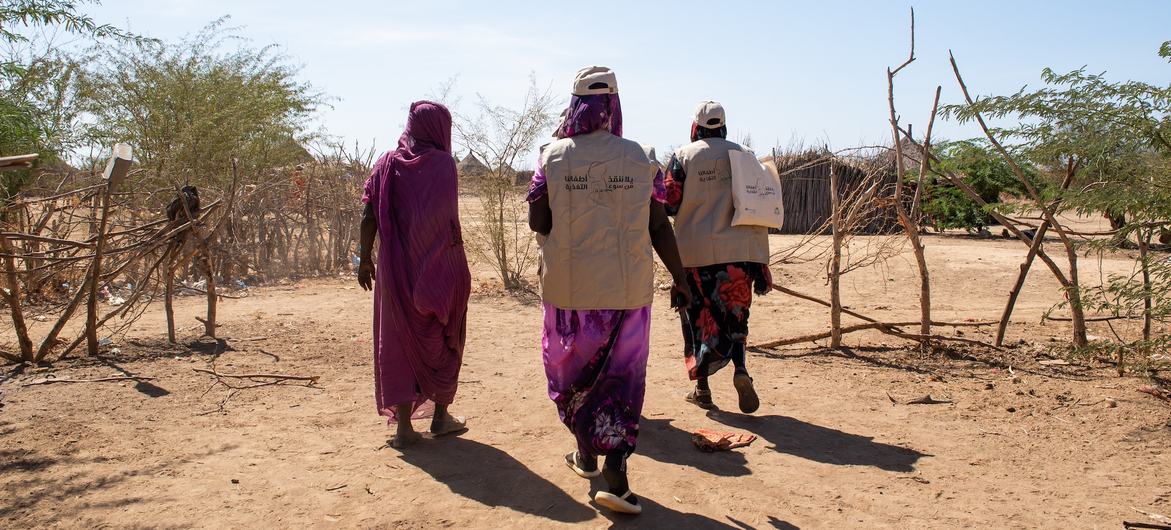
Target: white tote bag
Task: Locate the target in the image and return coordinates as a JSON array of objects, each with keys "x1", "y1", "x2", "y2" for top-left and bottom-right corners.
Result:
[{"x1": 729, "y1": 149, "x2": 784, "y2": 229}]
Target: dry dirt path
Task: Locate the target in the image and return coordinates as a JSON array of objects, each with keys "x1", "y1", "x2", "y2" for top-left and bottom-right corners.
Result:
[{"x1": 2, "y1": 232, "x2": 1170, "y2": 529}]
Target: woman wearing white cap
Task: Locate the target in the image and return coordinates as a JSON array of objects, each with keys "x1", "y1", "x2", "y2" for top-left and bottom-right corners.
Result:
[
  {"x1": 664, "y1": 101, "x2": 772, "y2": 414},
  {"x1": 527, "y1": 66, "x2": 691, "y2": 515}
]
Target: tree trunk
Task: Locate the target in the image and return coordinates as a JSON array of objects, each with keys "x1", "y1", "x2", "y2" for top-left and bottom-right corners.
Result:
[
  {"x1": 203, "y1": 242, "x2": 217, "y2": 338},
  {"x1": 165, "y1": 251, "x2": 176, "y2": 344},
  {"x1": 0, "y1": 232, "x2": 34, "y2": 361},
  {"x1": 887, "y1": 72, "x2": 937, "y2": 344},
  {"x1": 305, "y1": 175, "x2": 318, "y2": 273},
  {"x1": 1140, "y1": 228, "x2": 1152, "y2": 343},
  {"x1": 85, "y1": 182, "x2": 113, "y2": 355},
  {"x1": 34, "y1": 273, "x2": 89, "y2": 362},
  {"x1": 1131, "y1": 227, "x2": 1153, "y2": 376},
  {"x1": 911, "y1": 231, "x2": 931, "y2": 338},
  {"x1": 1063, "y1": 239, "x2": 1088, "y2": 348},
  {"x1": 829, "y1": 161, "x2": 843, "y2": 349}
]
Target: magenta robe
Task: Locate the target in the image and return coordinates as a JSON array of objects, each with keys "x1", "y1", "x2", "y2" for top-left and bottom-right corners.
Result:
[{"x1": 363, "y1": 101, "x2": 471, "y2": 422}]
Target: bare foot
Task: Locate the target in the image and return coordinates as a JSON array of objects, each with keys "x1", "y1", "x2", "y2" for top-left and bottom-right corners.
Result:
[
  {"x1": 429, "y1": 413, "x2": 468, "y2": 436},
  {"x1": 388, "y1": 431, "x2": 422, "y2": 449}
]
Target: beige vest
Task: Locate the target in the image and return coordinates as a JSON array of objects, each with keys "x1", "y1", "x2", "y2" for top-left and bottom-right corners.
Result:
[
  {"x1": 540, "y1": 130, "x2": 656, "y2": 309},
  {"x1": 673, "y1": 138, "x2": 770, "y2": 267}
]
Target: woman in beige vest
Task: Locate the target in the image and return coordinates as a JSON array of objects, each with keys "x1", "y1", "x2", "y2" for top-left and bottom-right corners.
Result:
[
  {"x1": 664, "y1": 101, "x2": 772, "y2": 414},
  {"x1": 527, "y1": 66, "x2": 691, "y2": 515}
]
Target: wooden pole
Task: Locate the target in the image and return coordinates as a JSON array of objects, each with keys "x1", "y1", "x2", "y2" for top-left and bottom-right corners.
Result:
[
  {"x1": 994, "y1": 165, "x2": 1075, "y2": 346},
  {"x1": 995, "y1": 222, "x2": 1050, "y2": 346},
  {"x1": 884, "y1": 10, "x2": 934, "y2": 345},
  {"x1": 165, "y1": 249, "x2": 176, "y2": 344},
  {"x1": 0, "y1": 232, "x2": 34, "y2": 361},
  {"x1": 949, "y1": 52, "x2": 1088, "y2": 348},
  {"x1": 203, "y1": 242, "x2": 216, "y2": 338},
  {"x1": 829, "y1": 160, "x2": 843, "y2": 349},
  {"x1": 1141, "y1": 229, "x2": 1152, "y2": 343},
  {"x1": 84, "y1": 180, "x2": 112, "y2": 355}
]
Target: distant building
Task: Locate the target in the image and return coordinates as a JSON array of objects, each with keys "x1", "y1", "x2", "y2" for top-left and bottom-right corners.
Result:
[{"x1": 457, "y1": 153, "x2": 489, "y2": 178}]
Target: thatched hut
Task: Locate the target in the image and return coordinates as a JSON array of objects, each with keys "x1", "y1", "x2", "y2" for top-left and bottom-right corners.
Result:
[
  {"x1": 457, "y1": 153, "x2": 489, "y2": 178},
  {"x1": 761, "y1": 151, "x2": 901, "y2": 235}
]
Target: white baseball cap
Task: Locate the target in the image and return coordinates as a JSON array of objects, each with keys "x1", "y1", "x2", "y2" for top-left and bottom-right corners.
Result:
[
  {"x1": 572, "y1": 66, "x2": 619, "y2": 96},
  {"x1": 694, "y1": 100, "x2": 726, "y2": 128}
]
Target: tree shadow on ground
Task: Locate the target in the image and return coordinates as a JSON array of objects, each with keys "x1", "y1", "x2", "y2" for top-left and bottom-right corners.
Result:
[
  {"x1": 638, "y1": 417, "x2": 750, "y2": 477},
  {"x1": 0, "y1": 363, "x2": 26, "y2": 386},
  {"x1": 93, "y1": 353, "x2": 171, "y2": 398},
  {"x1": 706, "y1": 410, "x2": 927, "y2": 472},
  {"x1": 397, "y1": 437, "x2": 596, "y2": 524},
  {"x1": 749, "y1": 346, "x2": 935, "y2": 376},
  {"x1": 751, "y1": 344, "x2": 1097, "y2": 382},
  {"x1": 728, "y1": 515, "x2": 801, "y2": 530},
  {"x1": 767, "y1": 516, "x2": 801, "y2": 529},
  {"x1": 0, "y1": 442, "x2": 233, "y2": 528}
]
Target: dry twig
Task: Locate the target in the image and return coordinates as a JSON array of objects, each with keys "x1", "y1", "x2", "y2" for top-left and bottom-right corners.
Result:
[{"x1": 23, "y1": 375, "x2": 155, "y2": 386}]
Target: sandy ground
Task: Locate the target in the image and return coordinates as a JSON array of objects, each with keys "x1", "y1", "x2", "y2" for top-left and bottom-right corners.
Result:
[{"x1": 2, "y1": 222, "x2": 1171, "y2": 529}]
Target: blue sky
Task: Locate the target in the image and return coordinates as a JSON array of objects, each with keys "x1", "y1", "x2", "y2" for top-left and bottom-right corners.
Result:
[{"x1": 85, "y1": 0, "x2": 1170, "y2": 164}]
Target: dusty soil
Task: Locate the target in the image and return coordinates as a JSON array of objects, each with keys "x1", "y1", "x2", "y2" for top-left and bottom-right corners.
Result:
[{"x1": 2, "y1": 223, "x2": 1170, "y2": 529}]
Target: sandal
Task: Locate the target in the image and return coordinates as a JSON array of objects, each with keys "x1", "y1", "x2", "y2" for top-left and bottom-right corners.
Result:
[
  {"x1": 429, "y1": 415, "x2": 468, "y2": 438},
  {"x1": 595, "y1": 489, "x2": 641, "y2": 515},
  {"x1": 565, "y1": 451, "x2": 600, "y2": 479},
  {"x1": 685, "y1": 388, "x2": 715, "y2": 410},
  {"x1": 388, "y1": 431, "x2": 422, "y2": 449},
  {"x1": 733, "y1": 373, "x2": 760, "y2": 414}
]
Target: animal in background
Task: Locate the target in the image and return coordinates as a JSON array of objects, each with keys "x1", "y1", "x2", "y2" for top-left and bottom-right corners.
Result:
[{"x1": 166, "y1": 185, "x2": 201, "y2": 223}]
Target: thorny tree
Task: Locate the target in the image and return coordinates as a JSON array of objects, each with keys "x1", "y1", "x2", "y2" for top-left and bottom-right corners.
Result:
[{"x1": 449, "y1": 76, "x2": 559, "y2": 291}]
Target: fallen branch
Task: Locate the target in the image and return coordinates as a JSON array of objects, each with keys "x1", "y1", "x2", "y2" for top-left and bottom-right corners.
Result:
[
  {"x1": 23, "y1": 375, "x2": 155, "y2": 386},
  {"x1": 193, "y1": 365, "x2": 319, "y2": 415},
  {"x1": 770, "y1": 284, "x2": 994, "y2": 328},
  {"x1": 753, "y1": 320, "x2": 999, "y2": 350},
  {"x1": 1132, "y1": 507, "x2": 1171, "y2": 525},
  {"x1": 256, "y1": 348, "x2": 280, "y2": 361},
  {"x1": 753, "y1": 322, "x2": 886, "y2": 349},
  {"x1": 1043, "y1": 314, "x2": 1139, "y2": 323},
  {"x1": 192, "y1": 367, "x2": 317, "y2": 383},
  {"x1": 181, "y1": 285, "x2": 246, "y2": 299},
  {"x1": 772, "y1": 283, "x2": 889, "y2": 325}
]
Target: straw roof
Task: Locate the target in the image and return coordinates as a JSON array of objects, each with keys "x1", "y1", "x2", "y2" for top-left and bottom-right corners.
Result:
[{"x1": 457, "y1": 152, "x2": 489, "y2": 176}]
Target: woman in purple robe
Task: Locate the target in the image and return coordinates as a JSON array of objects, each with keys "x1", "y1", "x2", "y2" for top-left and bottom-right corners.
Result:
[{"x1": 358, "y1": 101, "x2": 471, "y2": 449}]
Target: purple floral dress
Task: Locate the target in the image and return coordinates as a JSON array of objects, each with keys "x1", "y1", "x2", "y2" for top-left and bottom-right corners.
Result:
[{"x1": 541, "y1": 306, "x2": 651, "y2": 457}]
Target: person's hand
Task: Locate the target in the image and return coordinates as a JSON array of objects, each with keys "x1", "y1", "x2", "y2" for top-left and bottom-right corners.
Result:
[
  {"x1": 669, "y1": 277, "x2": 692, "y2": 314},
  {"x1": 357, "y1": 258, "x2": 375, "y2": 291}
]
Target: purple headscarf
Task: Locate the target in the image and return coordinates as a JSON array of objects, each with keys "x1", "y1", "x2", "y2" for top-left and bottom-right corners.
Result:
[
  {"x1": 392, "y1": 100, "x2": 453, "y2": 162},
  {"x1": 527, "y1": 94, "x2": 624, "y2": 201},
  {"x1": 555, "y1": 93, "x2": 623, "y2": 139}
]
